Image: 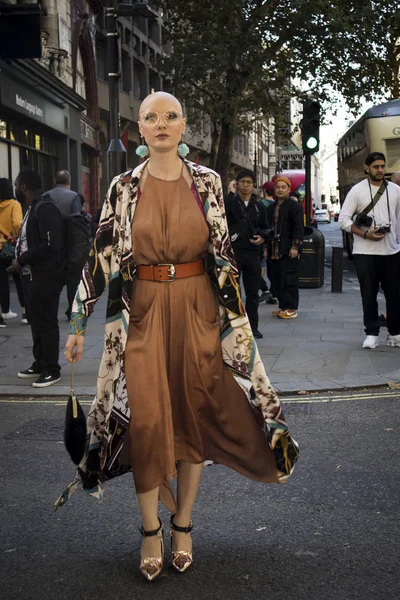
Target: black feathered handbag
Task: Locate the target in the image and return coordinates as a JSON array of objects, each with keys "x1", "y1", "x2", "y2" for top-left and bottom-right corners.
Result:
[{"x1": 64, "y1": 364, "x2": 87, "y2": 465}]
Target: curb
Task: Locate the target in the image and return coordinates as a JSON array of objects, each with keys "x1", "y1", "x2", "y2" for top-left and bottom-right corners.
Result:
[{"x1": 1, "y1": 382, "x2": 399, "y2": 401}]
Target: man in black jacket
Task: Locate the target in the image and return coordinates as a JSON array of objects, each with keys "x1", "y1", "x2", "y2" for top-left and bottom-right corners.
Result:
[
  {"x1": 266, "y1": 177, "x2": 304, "y2": 319},
  {"x1": 12, "y1": 170, "x2": 65, "y2": 387},
  {"x1": 225, "y1": 169, "x2": 270, "y2": 339}
]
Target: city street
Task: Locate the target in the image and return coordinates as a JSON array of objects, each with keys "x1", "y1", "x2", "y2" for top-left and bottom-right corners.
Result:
[
  {"x1": 1, "y1": 3, "x2": 399, "y2": 599},
  {"x1": 1, "y1": 388, "x2": 399, "y2": 600},
  {"x1": 1, "y1": 221, "x2": 400, "y2": 396}
]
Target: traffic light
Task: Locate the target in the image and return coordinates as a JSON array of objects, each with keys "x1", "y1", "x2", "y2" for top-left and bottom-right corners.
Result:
[{"x1": 302, "y1": 100, "x2": 321, "y2": 154}]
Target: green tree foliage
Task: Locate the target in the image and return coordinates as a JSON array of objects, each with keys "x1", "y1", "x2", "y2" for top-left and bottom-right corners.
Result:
[{"x1": 154, "y1": 0, "x2": 400, "y2": 186}]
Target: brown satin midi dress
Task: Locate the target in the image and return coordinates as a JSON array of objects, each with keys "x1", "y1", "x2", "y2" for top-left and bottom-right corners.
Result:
[{"x1": 124, "y1": 171, "x2": 279, "y2": 505}]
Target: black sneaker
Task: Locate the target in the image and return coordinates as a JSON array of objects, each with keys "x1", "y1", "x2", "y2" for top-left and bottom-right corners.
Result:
[
  {"x1": 32, "y1": 373, "x2": 61, "y2": 388},
  {"x1": 0, "y1": 316, "x2": 6, "y2": 328},
  {"x1": 21, "y1": 312, "x2": 29, "y2": 325},
  {"x1": 252, "y1": 329, "x2": 263, "y2": 339},
  {"x1": 266, "y1": 296, "x2": 278, "y2": 305},
  {"x1": 18, "y1": 366, "x2": 41, "y2": 378},
  {"x1": 259, "y1": 291, "x2": 273, "y2": 303}
]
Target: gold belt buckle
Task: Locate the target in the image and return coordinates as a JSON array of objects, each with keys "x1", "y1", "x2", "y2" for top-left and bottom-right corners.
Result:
[{"x1": 158, "y1": 263, "x2": 176, "y2": 282}]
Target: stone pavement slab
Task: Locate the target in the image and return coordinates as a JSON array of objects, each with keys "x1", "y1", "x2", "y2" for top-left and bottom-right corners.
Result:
[{"x1": 0, "y1": 269, "x2": 399, "y2": 397}]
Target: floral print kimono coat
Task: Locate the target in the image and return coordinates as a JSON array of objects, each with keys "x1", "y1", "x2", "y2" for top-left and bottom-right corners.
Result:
[{"x1": 55, "y1": 159, "x2": 299, "y2": 509}]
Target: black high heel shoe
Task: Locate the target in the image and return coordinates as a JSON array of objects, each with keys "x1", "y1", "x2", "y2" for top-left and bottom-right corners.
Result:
[
  {"x1": 139, "y1": 518, "x2": 164, "y2": 581},
  {"x1": 170, "y1": 514, "x2": 193, "y2": 573}
]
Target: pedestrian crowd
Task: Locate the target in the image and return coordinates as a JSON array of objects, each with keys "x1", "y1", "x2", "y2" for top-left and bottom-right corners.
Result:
[
  {"x1": 0, "y1": 153, "x2": 399, "y2": 392},
  {"x1": 0, "y1": 169, "x2": 93, "y2": 387},
  {"x1": 225, "y1": 170, "x2": 304, "y2": 338}
]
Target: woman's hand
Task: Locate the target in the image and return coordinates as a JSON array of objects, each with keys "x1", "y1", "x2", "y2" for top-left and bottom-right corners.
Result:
[{"x1": 64, "y1": 335, "x2": 84, "y2": 363}]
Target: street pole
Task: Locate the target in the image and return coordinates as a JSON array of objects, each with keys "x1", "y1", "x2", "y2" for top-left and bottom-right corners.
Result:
[
  {"x1": 253, "y1": 126, "x2": 258, "y2": 185},
  {"x1": 106, "y1": 0, "x2": 127, "y2": 181},
  {"x1": 305, "y1": 151, "x2": 311, "y2": 227}
]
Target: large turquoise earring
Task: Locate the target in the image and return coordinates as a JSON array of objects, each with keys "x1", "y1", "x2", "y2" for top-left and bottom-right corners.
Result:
[
  {"x1": 136, "y1": 136, "x2": 149, "y2": 158},
  {"x1": 178, "y1": 142, "x2": 190, "y2": 157}
]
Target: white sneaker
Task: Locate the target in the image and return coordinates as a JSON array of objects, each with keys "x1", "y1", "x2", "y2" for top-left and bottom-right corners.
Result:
[
  {"x1": 362, "y1": 335, "x2": 379, "y2": 349},
  {"x1": 387, "y1": 334, "x2": 400, "y2": 348},
  {"x1": 2, "y1": 311, "x2": 17, "y2": 319}
]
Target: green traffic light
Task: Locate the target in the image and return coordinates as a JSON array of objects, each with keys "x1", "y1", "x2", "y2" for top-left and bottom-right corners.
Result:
[{"x1": 306, "y1": 136, "x2": 318, "y2": 150}]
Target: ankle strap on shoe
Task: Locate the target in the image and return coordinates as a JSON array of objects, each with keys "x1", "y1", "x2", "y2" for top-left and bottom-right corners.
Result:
[
  {"x1": 140, "y1": 518, "x2": 163, "y2": 537},
  {"x1": 170, "y1": 514, "x2": 193, "y2": 533}
]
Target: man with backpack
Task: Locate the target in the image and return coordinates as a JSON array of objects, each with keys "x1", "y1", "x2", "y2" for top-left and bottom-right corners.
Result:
[
  {"x1": 45, "y1": 170, "x2": 81, "y2": 216},
  {"x1": 43, "y1": 170, "x2": 91, "y2": 320},
  {"x1": 64, "y1": 193, "x2": 93, "y2": 320},
  {"x1": 12, "y1": 170, "x2": 65, "y2": 387}
]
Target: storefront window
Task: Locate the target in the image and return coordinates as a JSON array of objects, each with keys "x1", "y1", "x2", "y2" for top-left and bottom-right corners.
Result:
[
  {"x1": 0, "y1": 120, "x2": 6, "y2": 138},
  {"x1": 35, "y1": 134, "x2": 41, "y2": 150},
  {"x1": 9, "y1": 122, "x2": 17, "y2": 142},
  {"x1": 22, "y1": 128, "x2": 30, "y2": 146}
]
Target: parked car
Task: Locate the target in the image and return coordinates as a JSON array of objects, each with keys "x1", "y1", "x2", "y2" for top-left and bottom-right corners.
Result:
[{"x1": 314, "y1": 208, "x2": 331, "y2": 224}]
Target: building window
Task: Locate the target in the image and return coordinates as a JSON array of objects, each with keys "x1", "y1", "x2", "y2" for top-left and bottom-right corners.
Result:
[
  {"x1": 96, "y1": 38, "x2": 107, "y2": 81},
  {"x1": 149, "y1": 69, "x2": 160, "y2": 93},
  {"x1": 133, "y1": 59, "x2": 148, "y2": 100},
  {"x1": 149, "y1": 22, "x2": 160, "y2": 45},
  {"x1": 122, "y1": 50, "x2": 132, "y2": 92}
]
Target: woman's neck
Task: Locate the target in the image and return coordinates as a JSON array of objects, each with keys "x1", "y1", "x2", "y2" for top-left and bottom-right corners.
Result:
[{"x1": 147, "y1": 150, "x2": 183, "y2": 180}]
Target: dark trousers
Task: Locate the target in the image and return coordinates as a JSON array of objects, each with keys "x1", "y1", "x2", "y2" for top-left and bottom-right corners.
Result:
[
  {"x1": 0, "y1": 256, "x2": 25, "y2": 313},
  {"x1": 234, "y1": 249, "x2": 261, "y2": 330},
  {"x1": 270, "y1": 256, "x2": 299, "y2": 310},
  {"x1": 353, "y1": 252, "x2": 400, "y2": 336},
  {"x1": 66, "y1": 265, "x2": 83, "y2": 320},
  {"x1": 21, "y1": 273, "x2": 63, "y2": 376},
  {"x1": 259, "y1": 276, "x2": 268, "y2": 292}
]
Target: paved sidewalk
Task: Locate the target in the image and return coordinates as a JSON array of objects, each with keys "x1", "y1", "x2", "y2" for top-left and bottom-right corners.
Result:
[{"x1": 1, "y1": 268, "x2": 399, "y2": 396}]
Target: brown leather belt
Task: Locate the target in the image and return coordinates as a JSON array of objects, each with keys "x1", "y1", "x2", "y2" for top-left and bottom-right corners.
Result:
[{"x1": 136, "y1": 258, "x2": 205, "y2": 282}]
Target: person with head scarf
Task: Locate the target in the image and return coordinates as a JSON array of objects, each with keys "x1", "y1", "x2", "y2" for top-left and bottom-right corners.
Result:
[{"x1": 266, "y1": 177, "x2": 304, "y2": 319}]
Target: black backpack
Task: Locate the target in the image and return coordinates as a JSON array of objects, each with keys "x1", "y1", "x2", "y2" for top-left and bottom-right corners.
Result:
[{"x1": 35, "y1": 194, "x2": 92, "y2": 266}]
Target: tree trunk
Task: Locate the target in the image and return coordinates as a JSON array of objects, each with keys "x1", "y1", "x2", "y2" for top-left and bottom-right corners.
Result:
[
  {"x1": 209, "y1": 120, "x2": 221, "y2": 170},
  {"x1": 215, "y1": 118, "x2": 235, "y2": 192}
]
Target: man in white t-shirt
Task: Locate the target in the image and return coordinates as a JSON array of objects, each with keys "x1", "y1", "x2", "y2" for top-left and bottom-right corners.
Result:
[{"x1": 339, "y1": 152, "x2": 400, "y2": 349}]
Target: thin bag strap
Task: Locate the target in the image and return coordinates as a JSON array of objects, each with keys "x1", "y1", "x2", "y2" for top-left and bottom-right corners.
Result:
[
  {"x1": 70, "y1": 363, "x2": 78, "y2": 419},
  {"x1": 70, "y1": 362, "x2": 75, "y2": 396}
]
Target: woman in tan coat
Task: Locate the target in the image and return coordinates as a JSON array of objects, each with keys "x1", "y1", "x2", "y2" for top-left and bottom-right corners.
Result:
[
  {"x1": 63, "y1": 92, "x2": 298, "y2": 581},
  {"x1": 0, "y1": 178, "x2": 23, "y2": 326}
]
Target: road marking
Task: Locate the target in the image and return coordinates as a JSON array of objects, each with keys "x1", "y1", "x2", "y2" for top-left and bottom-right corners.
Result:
[
  {"x1": 283, "y1": 390, "x2": 400, "y2": 404},
  {"x1": 0, "y1": 399, "x2": 93, "y2": 405},
  {"x1": 0, "y1": 390, "x2": 399, "y2": 406}
]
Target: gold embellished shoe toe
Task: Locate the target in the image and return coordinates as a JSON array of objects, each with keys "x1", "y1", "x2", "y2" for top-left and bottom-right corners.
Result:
[
  {"x1": 139, "y1": 518, "x2": 164, "y2": 582},
  {"x1": 170, "y1": 514, "x2": 193, "y2": 573}
]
